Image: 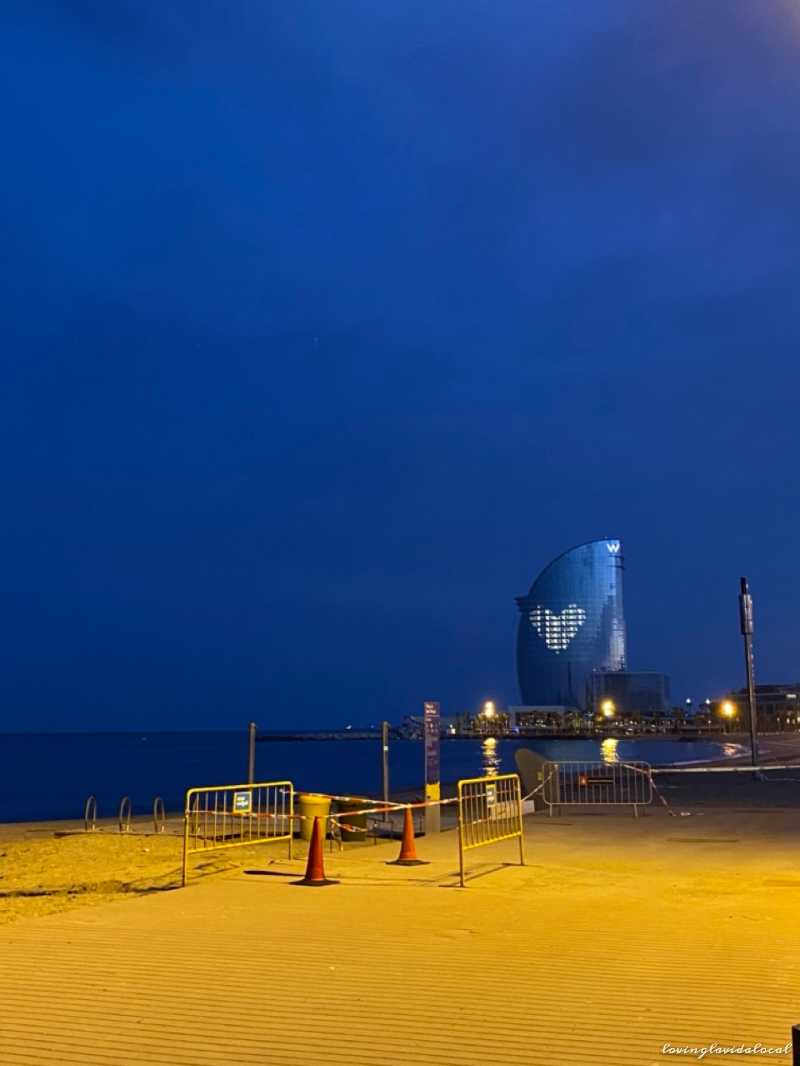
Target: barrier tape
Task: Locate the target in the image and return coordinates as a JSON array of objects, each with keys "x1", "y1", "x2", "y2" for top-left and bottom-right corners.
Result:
[
  {"x1": 615, "y1": 762, "x2": 678, "y2": 816},
  {"x1": 199, "y1": 796, "x2": 458, "y2": 837},
  {"x1": 215, "y1": 804, "x2": 426, "y2": 832},
  {"x1": 651, "y1": 763, "x2": 800, "y2": 774},
  {"x1": 329, "y1": 797, "x2": 459, "y2": 835},
  {"x1": 521, "y1": 774, "x2": 551, "y2": 803},
  {"x1": 298, "y1": 792, "x2": 407, "y2": 809}
]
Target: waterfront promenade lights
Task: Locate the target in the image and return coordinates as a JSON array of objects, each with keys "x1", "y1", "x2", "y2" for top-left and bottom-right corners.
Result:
[
  {"x1": 721, "y1": 700, "x2": 737, "y2": 733},
  {"x1": 478, "y1": 700, "x2": 497, "y2": 736}
]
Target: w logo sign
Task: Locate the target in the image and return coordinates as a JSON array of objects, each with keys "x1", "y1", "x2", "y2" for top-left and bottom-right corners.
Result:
[{"x1": 606, "y1": 541, "x2": 621, "y2": 554}]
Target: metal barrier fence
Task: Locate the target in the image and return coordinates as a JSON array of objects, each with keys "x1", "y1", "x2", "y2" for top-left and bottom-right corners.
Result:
[
  {"x1": 182, "y1": 780, "x2": 294, "y2": 886},
  {"x1": 457, "y1": 773, "x2": 525, "y2": 887},
  {"x1": 541, "y1": 761, "x2": 652, "y2": 817}
]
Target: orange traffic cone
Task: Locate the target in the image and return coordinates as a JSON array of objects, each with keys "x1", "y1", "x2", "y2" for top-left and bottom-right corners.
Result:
[
  {"x1": 387, "y1": 807, "x2": 429, "y2": 866},
  {"x1": 293, "y1": 816, "x2": 339, "y2": 886}
]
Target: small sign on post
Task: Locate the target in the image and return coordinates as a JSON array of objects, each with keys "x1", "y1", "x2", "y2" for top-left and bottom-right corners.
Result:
[
  {"x1": 232, "y1": 790, "x2": 253, "y2": 815},
  {"x1": 423, "y1": 700, "x2": 441, "y2": 834}
]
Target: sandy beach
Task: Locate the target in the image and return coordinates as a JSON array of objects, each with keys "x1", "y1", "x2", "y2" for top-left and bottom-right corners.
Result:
[{"x1": 0, "y1": 820, "x2": 179, "y2": 925}]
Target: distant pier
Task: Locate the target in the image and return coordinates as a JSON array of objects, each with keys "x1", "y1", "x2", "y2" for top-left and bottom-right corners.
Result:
[{"x1": 257, "y1": 730, "x2": 384, "y2": 742}]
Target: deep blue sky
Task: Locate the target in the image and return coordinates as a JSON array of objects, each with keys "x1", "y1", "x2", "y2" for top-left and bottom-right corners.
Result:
[{"x1": 3, "y1": 2, "x2": 800, "y2": 731}]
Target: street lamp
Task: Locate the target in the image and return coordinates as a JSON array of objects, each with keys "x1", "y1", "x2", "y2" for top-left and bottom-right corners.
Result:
[
  {"x1": 478, "y1": 700, "x2": 497, "y2": 736},
  {"x1": 600, "y1": 699, "x2": 616, "y2": 719},
  {"x1": 720, "y1": 700, "x2": 737, "y2": 734}
]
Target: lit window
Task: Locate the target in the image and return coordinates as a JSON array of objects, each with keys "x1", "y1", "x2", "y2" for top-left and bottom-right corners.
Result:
[{"x1": 529, "y1": 604, "x2": 587, "y2": 653}]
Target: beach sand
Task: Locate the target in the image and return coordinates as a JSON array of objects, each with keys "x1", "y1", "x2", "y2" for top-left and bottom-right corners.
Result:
[{"x1": 0, "y1": 818, "x2": 295, "y2": 925}]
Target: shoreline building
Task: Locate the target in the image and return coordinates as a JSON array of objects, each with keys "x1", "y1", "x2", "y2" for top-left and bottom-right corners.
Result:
[
  {"x1": 515, "y1": 539, "x2": 627, "y2": 711},
  {"x1": 721, "y1": 683, "x2": 800, "y2": 731},
  {"x1": 589, "y1": 670, "x2": 671, "y2": 718}
]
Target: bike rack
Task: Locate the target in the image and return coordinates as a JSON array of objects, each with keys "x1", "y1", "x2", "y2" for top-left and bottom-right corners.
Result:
[
  {"x1": 152, "y1": 796, "x2": 166, "y2": 833},
  {"x1": 84, "y1": 795, "x2": 97, "y2": 832},
  {"x1": 118, "y1": 796, "x2": 132, "y2": 833}
]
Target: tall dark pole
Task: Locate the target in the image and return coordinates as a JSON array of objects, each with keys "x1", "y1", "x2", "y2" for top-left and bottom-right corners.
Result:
[
  {"x1": 738, "y1": 577, "x2": 758, "y2": 769},
  {"x1": 381, "y1": 721, "x2": 390, "y2": 822},
  {"x1": 247, "y1": 721, "x2": 257, "y2": 784}
]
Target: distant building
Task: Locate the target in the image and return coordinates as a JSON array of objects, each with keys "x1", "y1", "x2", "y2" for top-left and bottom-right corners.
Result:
[
  {"x1": 398, "y1": 713, "x2": 463, "y2": 738},
  {"x1": 515, "y1": 539, "x2": 626, "y2": 711},
  {"x1": 510, "y1": 705, "x2": 579, "y2": 729},
  {"x1": 589, "y1": 671, "x2": 671, "y2": 717},
  {"x1": 724, "y1": 683, "x2": 800, "y2": 730}
]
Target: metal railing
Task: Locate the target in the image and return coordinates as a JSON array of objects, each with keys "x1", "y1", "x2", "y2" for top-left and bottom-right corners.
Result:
[
  {"x1": 182, "y1": 780, "x2": 294, "y2": 886},
  {"x1": 541, "y1": 761, "x2": 652, "y2": 817},
  {"x1": 457, "y1": 773, "x2": 525, "y2": 887}
]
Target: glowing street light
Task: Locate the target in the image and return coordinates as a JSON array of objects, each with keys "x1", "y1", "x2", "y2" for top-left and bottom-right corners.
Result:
[
  {"x1": 719, "y1": 700, "x2": 737, "y2": 734},
  {"x1": 600, "y1": 699, "x2": 616, "y2": 719},
  {"x1": 482, "y1": 700, "x2": 496, "y2": 719}
]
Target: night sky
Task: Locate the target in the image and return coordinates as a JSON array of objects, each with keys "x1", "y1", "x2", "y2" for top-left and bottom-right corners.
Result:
[{"x1": 3, "y1": 2, "x2": 800, "y2": 731}]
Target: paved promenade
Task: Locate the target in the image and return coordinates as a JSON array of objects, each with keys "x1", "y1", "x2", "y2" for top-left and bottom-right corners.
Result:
[{"x1": 1, "y1": 809, "x2": 799, "y2": 1065}]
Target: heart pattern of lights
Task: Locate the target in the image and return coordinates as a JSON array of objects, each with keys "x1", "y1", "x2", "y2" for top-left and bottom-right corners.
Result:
[{"x1": 528, "y1": 604, "x2": 586, "y2": 653}]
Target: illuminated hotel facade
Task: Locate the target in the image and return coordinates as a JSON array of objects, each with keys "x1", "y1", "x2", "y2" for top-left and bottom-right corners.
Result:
[{"x1": 515, "y1": 539, "x2": 627, "y2": 711}]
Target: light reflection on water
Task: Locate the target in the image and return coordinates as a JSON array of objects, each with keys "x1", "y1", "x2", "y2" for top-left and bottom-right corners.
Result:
[
  {"x1": 600, "y1": 737, "x2": 619, "y2": 764},
  {"x1": 481, "y1": 736, "x2": 502, "y2": 776},
  {"x1": 464, "y1": 736, "x2": 749, "y2": 792}
]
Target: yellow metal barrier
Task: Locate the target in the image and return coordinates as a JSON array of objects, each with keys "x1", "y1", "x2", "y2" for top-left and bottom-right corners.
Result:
[
  {"x1": 457, "y1": 772, "x2": 525, "y2": 887},
  {"x1": 182, "y1": 780, "x2": 294, "y2": 886}
]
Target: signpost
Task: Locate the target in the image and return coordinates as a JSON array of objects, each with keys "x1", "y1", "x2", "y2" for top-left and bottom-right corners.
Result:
[
  {"x1": 232, "y1": 790, "x2": 253, "y2": 815},
  {"x1": 423, "y1": 700, "x2": 441, "y2": 834}
]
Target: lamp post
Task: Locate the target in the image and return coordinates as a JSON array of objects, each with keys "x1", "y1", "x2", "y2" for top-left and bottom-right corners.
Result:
[
  {"x1": 739, "y1": 576, "x2": 759, "y2": 771},
  {"x1": 247, "y1": 721, "x2": 257, "y2": 784},
  {"x1": 381, "y1": 720, "x2": 390, "y2": 821}
]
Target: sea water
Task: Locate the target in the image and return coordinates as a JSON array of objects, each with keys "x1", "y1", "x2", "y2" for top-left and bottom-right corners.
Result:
[{"x1": 0, "y1": 732, "x2": 745, "y2": 823}]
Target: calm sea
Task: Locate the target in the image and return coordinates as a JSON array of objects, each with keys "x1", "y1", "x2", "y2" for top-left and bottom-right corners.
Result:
[{"x1": 0, "y1": 732, "x2": 744, "y2": 824}]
